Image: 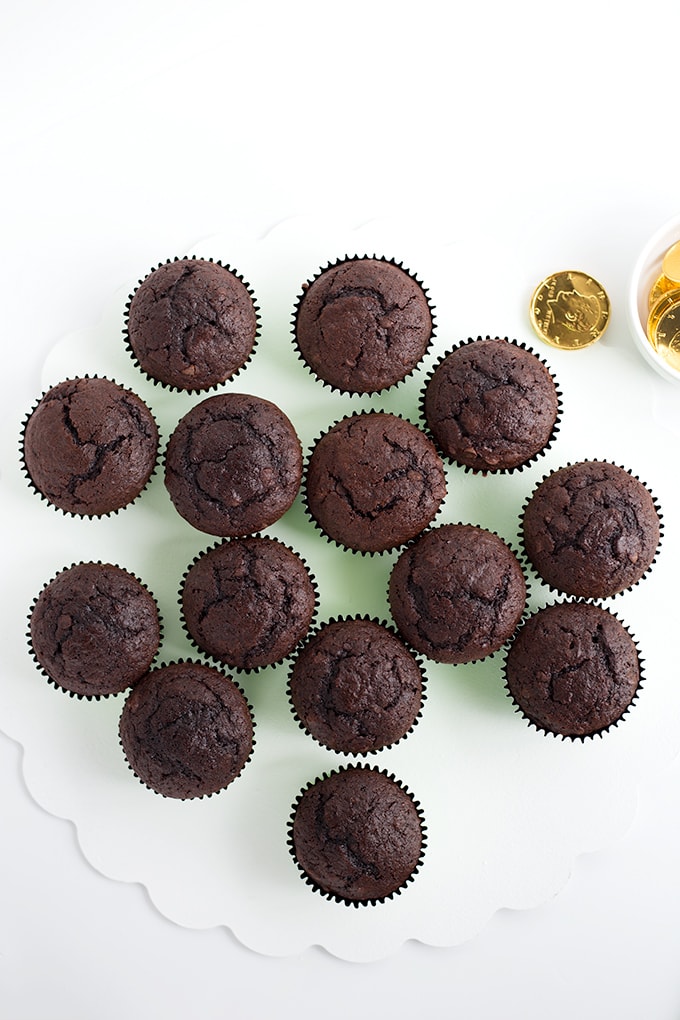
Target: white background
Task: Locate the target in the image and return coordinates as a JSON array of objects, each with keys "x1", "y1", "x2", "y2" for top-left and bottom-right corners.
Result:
[{"x1": 2, "y1": 2, "x2": 680, "y2": 1017}]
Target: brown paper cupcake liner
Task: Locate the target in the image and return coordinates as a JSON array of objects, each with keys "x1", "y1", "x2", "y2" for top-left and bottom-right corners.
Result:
[
  {"x1": 302, "y1": 409, "x2": 447, "y2": 558},
  {"x1": 177, "y1": 534, "x2": 319, "y2": 674},
  {"x1": 118, "y1": 658, "x2": 256, "y2": 799},
  {"x1": 502, "y1": 598, "x2": 645, "y2": 742},
  {"x1": 287, "y1": 764, "x2": 427, "y2": 907},
  {"x1": 286, "y1": 613, "x2": 428, "y2": 756},
  {"x1": 386, "y1": 521, "x2": 531, "y2": 667},
  {"x1": 26, "y1": 560, "x2": 163, "y2": 700},
  {"x1": 418, "y1": 336, "x2": 563, "y2": 475},
  {"x1": 20, "y1": 375, "x2": 160, "y2": 519},
  {"x1": 123, "y1": 255, "x2": 261, "y2": 394},
  {"x1": 519, "y1": 458, "x2": 664, "y2": 601},
  {"x1": 291, "y1": 253, "x2": 436, "y2": 396}
]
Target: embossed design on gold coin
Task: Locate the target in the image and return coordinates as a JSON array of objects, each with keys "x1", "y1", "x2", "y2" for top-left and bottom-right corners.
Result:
[
  {"x1": 647, "y1": 289, "x2": 680, "y2": 371},
  {"x1": 661, "y1": 239, "x2": 680, "y2": 285},
  {"x1": 648, "y1": 273, "x2": 680, "y2": 310},
  {"x1": 529, "y1": 271, "x2": 610, "y2": 349}
]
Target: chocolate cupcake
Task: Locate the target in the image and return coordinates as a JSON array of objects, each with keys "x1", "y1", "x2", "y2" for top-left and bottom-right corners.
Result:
[
  {"x1": 119, "y1": 660, "x2": 254, "y2": 799},
  {"x1": 289, "y1": 765, "x2": 426, "y2": 905},
  {"x1": 293, "y1": 256, "x2": 434, "y2": 394},
  {"x1": 288, "y1": 616, "x2": 425, "y2": 754},
  {"x1": 422, "y1": 336, "x2": 561, "y2": 472},
  {"x1": 28, "y1": 562, "x2": 161, "y2": 698},
  {"x1": 21, "y1": 376, "x2": 159, "y2": 516},
  {"x1": 164, "y1": 392, "x2": 303, "y2": 536},
  {"x1": 304, "y1": 411, "x2": 446, "y2": 554},
  {"x1": 504, "y1": 600, "x2": 642, "y2": 738},
  {"x1": 388, "y1": 523, "x2": 527, "y2": 664},
  {"x1": 521, "y1": 460, "x2": 662, "y2": 599},
  {"x1": 181, "y1": 536, "x2": 317, "y2": 671},
  {"x1": 125, "y1": 257, "x2": 259, "y2": 391}
]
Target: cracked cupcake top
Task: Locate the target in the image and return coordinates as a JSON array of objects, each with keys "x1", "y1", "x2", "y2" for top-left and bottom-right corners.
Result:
[
  {"x1": 119, "y1": 660, "x2": 254, "y2": 799},
  {"x1": 290, "y1": 766, "x2": 425, "y2": 903},
  {"x1": 181, "y1": 536, "x2": 316, "y2": 670},
  {"x1": 521, "y1": 460, "x2": 661, "y2": 599},
  {"x1": 504, "y1": 601, "x2": 641, "y2": 737},
  {"x1": 126, "y1": 258, "x2": 258, "y2": 391},
  {"x1": 388, "y1": 523, "x2": 527, "y2": 664},
  {"x1": 423, "y1": 337, "x2": 560, "y2": 472},
  {"x1": 288, "y1": 617, "x2": 424, "y2": 754},
  {"x1": 304, "y1": 411, "x2": 446, "y2": 553},
  {"x1": 29, "y1": 561, "x2": 161, "y2": 698},
  {"x1": 294, "y1": 257, "x2": 433, "y2": 393},
  {"x1": 22, "y1": 376, "x2": 159, "y2": 516},
  {"x1": 164, "y1": 392, "x2": 303, "y2": 536}
]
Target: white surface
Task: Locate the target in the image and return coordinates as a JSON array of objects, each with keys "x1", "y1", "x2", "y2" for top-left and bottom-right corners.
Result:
[{"x1": 3, "y1": 0, "x2": 680, "y2": 1015}]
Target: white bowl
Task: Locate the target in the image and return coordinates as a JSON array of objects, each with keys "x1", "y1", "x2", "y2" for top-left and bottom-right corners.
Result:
[{"x1": 628, "y1": 212, "x2": 680, "y2": 383}]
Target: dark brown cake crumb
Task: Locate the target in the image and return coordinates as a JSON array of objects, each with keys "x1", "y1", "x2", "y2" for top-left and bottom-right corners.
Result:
[
  {"x1": 164, "y1": 392, "x2": 303, "y2": 536},
  {"x1": 305, "y1": 411, "x2": 446, "y2": 553},
  {"x1": 505, "y1": 600, "x2": 641, "y2": 737},
  {"x1": 181, "y1": 536, "x2": 317, "y2": 670},
  {"x1": 126, "y1": 257, "x2": 258, "y2": 391},
  {"x1": 119, "y1": 661, "x2": 254, "y2": 799},
  {"x1": 29, "y1": 562, "x2": 161, "y2": 698},
  {"x1": 423, "y1": 337, "x2": 560, "y2": 471},
  {"x1": 388, "y1": 523, "x2": 527, "y2": 663},
  {"x1": 521, "y1": 460, "x2": 661, "y2": 599},
  {"x1": 294, "y1": 257, "x2": 433, "y2": 393},
  {"x1": 22, "y1": 377, "x2": 159, "y2": 516},
  {"x1": 290, "y1": 766, "x2": 425, "y2": 903},
  {"x1": 288, "y1": 617, "x2": 424, "y2": 754}
]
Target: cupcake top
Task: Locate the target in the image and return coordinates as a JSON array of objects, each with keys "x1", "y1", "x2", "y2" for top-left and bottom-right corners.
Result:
[
  {"x1": 126, "y1": 257, "x2": 258, "y2": 391},
  {"x1": 289, "y1": 766, "x2": 425, "y2": 904},
  {"x1": 305, "y1": 411, "x2": 446, "y2": 553},
  {"x1": 294, "y1": 257, "x2": 433, "y2": 393},
  {"x1": 422, "y1": 336, "x2": 560, "y2": 472},
  {"x1": 119, "y1": 660, "x2": 254, "y2": 799},
  {"x1": 504, "y1": 600, "x2": 641, "y2": 738},
  {"x1": 29, "y1": 562, "x2": 161, "y2": 698},
  {"x1": 288, "y1": 617, "x2": 424, "y2": 754},
  {"x1": 22, "y1": 377, "x2": 158, "y2": 516},
  {"x1": 388, "y1": 523, "x2": 527, "y2": 664},
  {"x1": 181, "y1": 536, "x2": 317, "y2": 671},
  {"x1": 164, "y1": 392, "x2": 303, "y2": 536},
  {"x1": 521, "y1": 460, "x2": 661, "y2": 599}
]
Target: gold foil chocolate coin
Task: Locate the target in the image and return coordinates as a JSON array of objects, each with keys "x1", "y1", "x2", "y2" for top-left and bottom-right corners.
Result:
[
  {"x1": 661, "y1": 239, "x2": 680, "y2": 285},
  {"x1": 529, "y1": 270, "x2": 610, "y2": 350},
  {"x1": 647, "y1": 289, "x2": 680, "y2": 372},
  {"x1": 648, "y1": 273, "x2": 680, "y2": 310}
]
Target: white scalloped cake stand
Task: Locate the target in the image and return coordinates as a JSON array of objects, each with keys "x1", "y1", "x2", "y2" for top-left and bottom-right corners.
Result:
[{"x1": 1, "y1": 217, "x2": 678, "y2": 961}]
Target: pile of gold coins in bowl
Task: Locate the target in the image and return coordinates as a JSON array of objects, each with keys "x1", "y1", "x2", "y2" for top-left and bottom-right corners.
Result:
[
  {"x1": 646, "y1": 240, "x2": 680, "y2": 371},
  {"x1": 628, "y1": 213, "x2": 680, "y2": 384}
]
